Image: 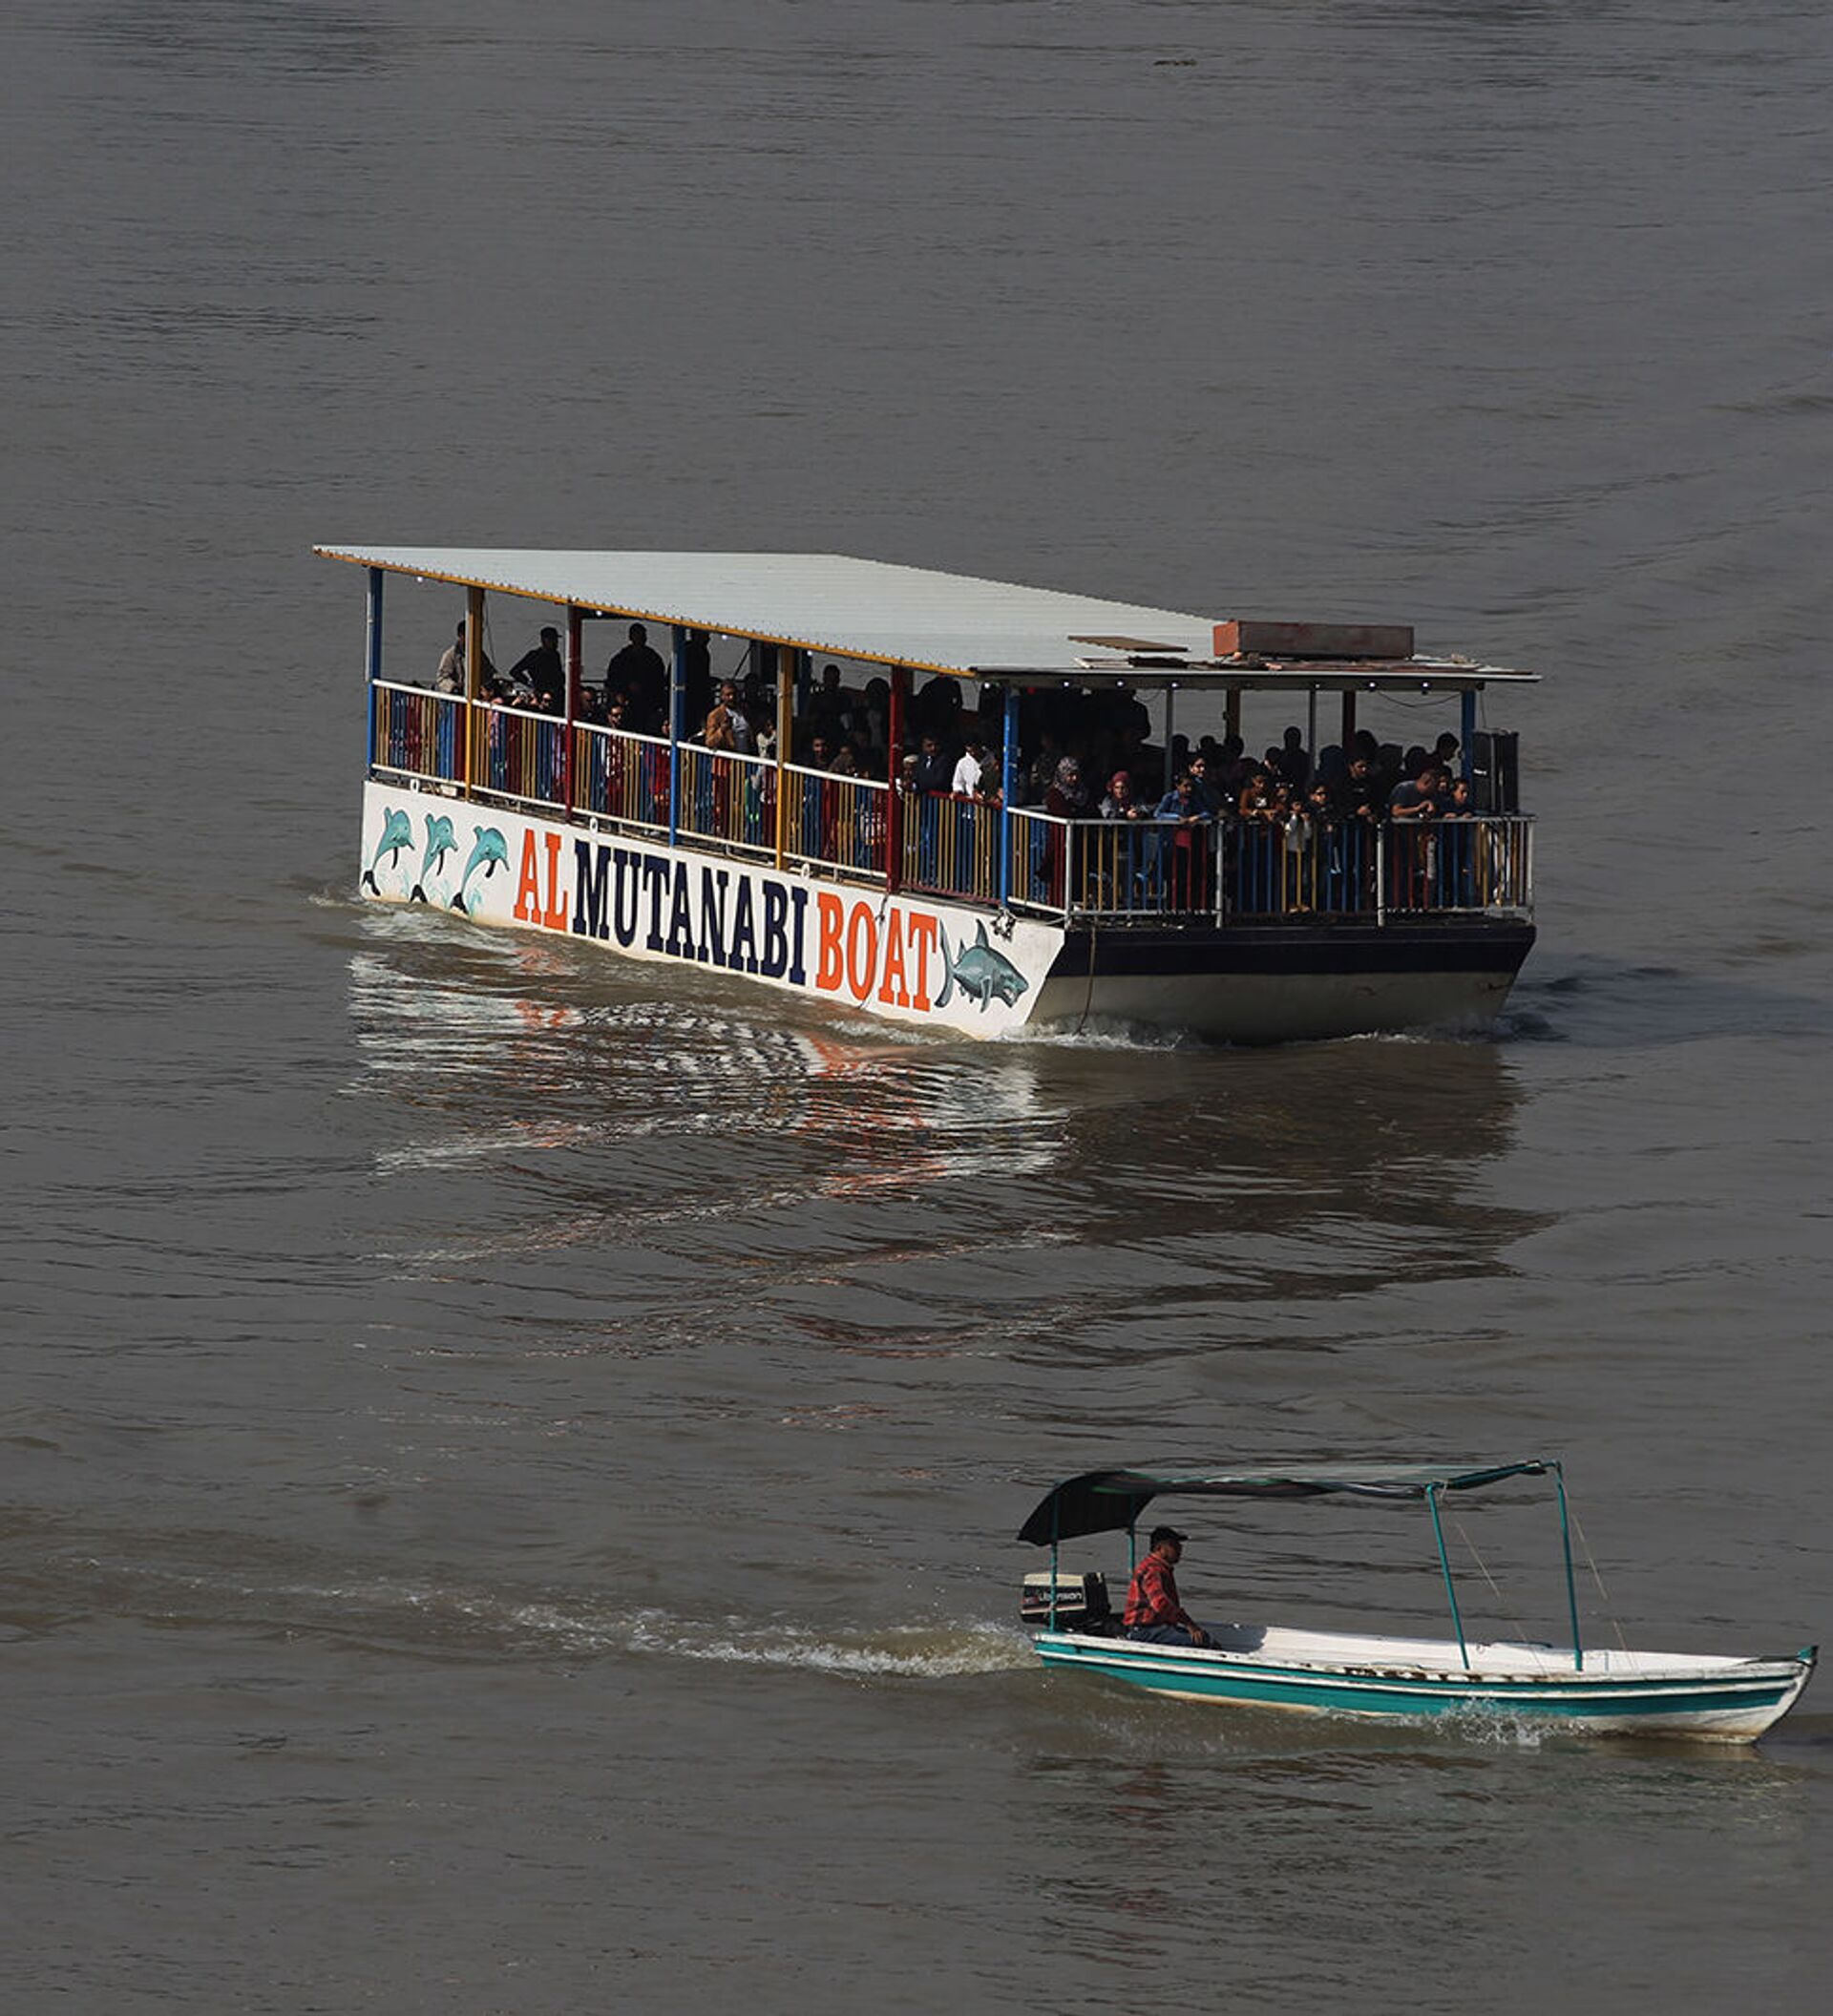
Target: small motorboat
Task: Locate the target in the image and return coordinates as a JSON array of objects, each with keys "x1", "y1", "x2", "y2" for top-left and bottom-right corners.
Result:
[{"x1": 1017, "y1": 1461, "x2": 1815, "y2": 1743}]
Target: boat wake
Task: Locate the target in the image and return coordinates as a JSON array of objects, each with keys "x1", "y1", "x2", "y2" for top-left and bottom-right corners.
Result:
[
  {"x1": 32, "y1": 1544, "x2": 1033, "y2": 1681},
  {"x1": 331, "y1": 1583, "x2": 1038, "y2": 1679},
  {"x1": 603, "y1": 1609, "x2": 1033, "y2": 1678}
]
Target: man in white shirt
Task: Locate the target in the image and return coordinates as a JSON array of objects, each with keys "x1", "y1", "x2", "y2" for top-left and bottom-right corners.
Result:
[{"x1": 951, "y1": 735, "x2": 992, "y2": 799}]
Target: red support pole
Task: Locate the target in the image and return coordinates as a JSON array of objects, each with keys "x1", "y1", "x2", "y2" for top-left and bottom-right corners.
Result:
[{"x1": 563, "y1": 603, "x2": 581, "y2": 817}]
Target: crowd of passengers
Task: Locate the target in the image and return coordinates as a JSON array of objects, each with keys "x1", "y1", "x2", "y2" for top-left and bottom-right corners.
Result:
[{"x1": 436, "y1": 620, "x2": 1480, "y2": 822}]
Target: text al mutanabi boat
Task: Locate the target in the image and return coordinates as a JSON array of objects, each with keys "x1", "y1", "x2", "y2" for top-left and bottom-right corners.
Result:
[
  {"x1": 320, "y1": 546, "x2": 1538, "y2": 1042},
  {"x1": 1017, "y1": 1462, "x2": 1815, "y2": 1742}
]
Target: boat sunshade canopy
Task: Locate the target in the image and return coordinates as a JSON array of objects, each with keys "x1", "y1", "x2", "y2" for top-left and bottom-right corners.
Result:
[
  {"x1": 314, "y1": 547, "x2": 1534, "y2": 687},
  {"x1": 1017, "y1": 1462, "x2": 1552, "y2": 1545}
]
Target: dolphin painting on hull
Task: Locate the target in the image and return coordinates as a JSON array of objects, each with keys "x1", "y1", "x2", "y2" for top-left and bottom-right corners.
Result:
[
  {"x1": 936, "y1": 920, "x2": 1029, "y2": 1013},
  {"x1": 410, "y1": 813, "x2": 458, "y2": 905},
  {"x1": 453, "y1": 827, "x2": 509, "y2": 914},
  {"x1": 361, "y1": 807, "x2": 414, "y2": 894}
]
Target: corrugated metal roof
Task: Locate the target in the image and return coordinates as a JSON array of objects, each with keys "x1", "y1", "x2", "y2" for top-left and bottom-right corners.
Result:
[
  {"x1": 314, "y1": 546, "x2": 1533, "y2": 684},
  {"x1": 316, "y1": 546, "x2": 1219, "y2": 676}
]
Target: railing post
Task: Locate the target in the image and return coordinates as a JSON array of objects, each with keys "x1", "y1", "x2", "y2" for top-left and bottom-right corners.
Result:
[
  {"x1": 1213, "y1": 820, "x2": 1227, "y2": 927},
  {"x1": 365, "y1": 567, "x2": 384, "y2": 771},
  {"x1": 886, "y1": 666, "x2": 907, "y2": 892},
  {"x1": 1375, "y1": 823, "x2": 1386, "y2": 926}
]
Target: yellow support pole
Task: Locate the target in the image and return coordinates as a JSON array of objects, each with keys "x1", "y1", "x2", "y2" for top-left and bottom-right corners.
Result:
[{"x1": 774, "y1": 645, "x2": 794, "y2": 871}]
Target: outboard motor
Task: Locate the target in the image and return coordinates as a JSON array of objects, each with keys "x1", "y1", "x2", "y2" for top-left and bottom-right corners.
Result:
[{"x1": 1020, "y1": 1570, "x2": 1113, "y2": 1634}]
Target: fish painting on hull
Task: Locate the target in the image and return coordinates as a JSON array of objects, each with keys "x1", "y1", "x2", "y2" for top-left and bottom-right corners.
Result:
[
  {"x1": 453, "y1": 827, "x2": 509, "y2": 914},
  {"x1": 410, "y1": 812, "x2": 458, "y2": 905},
  {"x1": 362, "y1": 807, "x2": 414, "y2": 894},
  {"x1": 937, "y1": 920, "x2": 1029, "y2": 1012}
]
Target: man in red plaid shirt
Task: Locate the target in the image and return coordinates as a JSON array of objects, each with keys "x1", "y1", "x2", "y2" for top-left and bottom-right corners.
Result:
[{"x1": 1123, "y1": 1525, "x2": 1214, "y2": 1648}]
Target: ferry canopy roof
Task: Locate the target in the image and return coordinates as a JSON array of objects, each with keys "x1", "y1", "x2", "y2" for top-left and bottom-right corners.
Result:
[
  {"x1": 1017, "y1": 1462, "x2": 1552, "y2": 1544},
  {"x1": 316, "y1": 546, "x2": 1533, "y2": 689}
]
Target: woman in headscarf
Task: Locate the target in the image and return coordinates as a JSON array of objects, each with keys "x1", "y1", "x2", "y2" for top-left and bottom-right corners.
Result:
[{"x1": 1043, "y1": 755, "x2": 1089, "y2": 819}]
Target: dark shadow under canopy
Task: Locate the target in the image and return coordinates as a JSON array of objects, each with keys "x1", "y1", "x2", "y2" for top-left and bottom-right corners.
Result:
[{"x1": 1017, "y1": 1462, "x2": 1553, "y2": 1546}]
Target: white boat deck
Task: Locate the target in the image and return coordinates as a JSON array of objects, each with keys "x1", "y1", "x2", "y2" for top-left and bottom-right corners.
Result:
[{"x1": 1063, "y1": 1622, "x2": 1784, "y2": 1683}]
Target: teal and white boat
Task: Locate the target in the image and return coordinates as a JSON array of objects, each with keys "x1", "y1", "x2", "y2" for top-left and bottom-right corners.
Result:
[{"x1": 1017, "y1": 1463, "x2": 1815, "y2": 1743}]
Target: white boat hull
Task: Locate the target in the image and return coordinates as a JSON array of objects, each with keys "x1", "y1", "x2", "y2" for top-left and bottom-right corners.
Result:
[
  {"x1": 1035, "y1": 1624, "x2": 1816, "y2": 1742},
  {"x1": 359, "y1": 780, "x2": 1532, "y2": 1043}
]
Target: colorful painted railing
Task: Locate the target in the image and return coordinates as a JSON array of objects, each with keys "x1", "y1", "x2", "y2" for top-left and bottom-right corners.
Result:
[
  {"x1": 367, "y1": 704, "x2": 1533, "y2": 926},
  {"x1": 372, "y1": 682, "x2": 467, "y2": 786},
  {"x1": 475, "y1": 701, "x2": 566, "y2": 807},
  {"x1": 900, "y1": 792, "x2": 1000, "y2": 904},
  {"x1": 787, "y1": 766, "x2": 889, "y2": 879},
  {"x1": 677, "y1": 745, "x2": 778, "y2": 858},
  {"x1": 572, "y1": 722, "x2": 672, "y2": 831}
]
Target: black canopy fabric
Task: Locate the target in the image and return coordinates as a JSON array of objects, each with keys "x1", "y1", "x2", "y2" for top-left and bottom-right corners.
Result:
[{"x1": 1016, "y1": 1462, "x2": 1551, "y2": 1546}]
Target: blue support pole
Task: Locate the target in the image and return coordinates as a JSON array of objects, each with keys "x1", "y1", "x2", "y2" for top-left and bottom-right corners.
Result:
[
  {"x1": 1461, "y1": 689, "x2": 1477, "y2": 782},
  {"x1": 667, "y1": 625, "x2": 686, "y2": 848},
  {"x1": 365, "y1": 566, "x2": 384, "y2": 769},
  {"x1": 1426, "y1": 1484, "x2": 1471, "y2": 1670},
  {"x1": 1554, "y1": 1462, "x2": 1584, "y2": 1671},
  {"x1": 1000, "y1": 682, "x2": 1019, "y2": 907}
]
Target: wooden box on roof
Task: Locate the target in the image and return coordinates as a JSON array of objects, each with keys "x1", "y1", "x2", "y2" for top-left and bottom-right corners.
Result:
[{"x1": 1213, "y1": 620, "x2": 1416, "y2": 661}]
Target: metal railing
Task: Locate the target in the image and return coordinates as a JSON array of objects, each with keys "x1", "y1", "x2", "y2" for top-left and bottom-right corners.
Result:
[
  {"x1": 678, "y1": 744, "x2": 777, "y2": 858},
  {"x1": 372, "y1": 682, "x2": 467, "y2": 787},
  {"x1": 785, "y1": 766, "x2": 889, "y2": 879},
  {"x1": 572, "y1": 721, "x2": 672, "y2": 831},
  {"x1": 1384, "y1": 815, "x2": 1533, "y2": 914},
  {"x1": 901, "y1": 792, "x2": 1000, "y2": 904},
  {"x1": 1006, "y1": 810, "x2": 1533, "y2": 923}
]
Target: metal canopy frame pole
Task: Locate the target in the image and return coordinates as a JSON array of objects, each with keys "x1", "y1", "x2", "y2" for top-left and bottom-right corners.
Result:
[
  {"x1": 1553, "y1": 1462, "x2": 1583, "y2": 1671},
  {"x1": 667, "y1": 627, "x2": 686, "y2": 848},
  {"x1": 1000, "y1": 682, "x2": 1019, "y2": 907},
  {"x1": 1426, "y1": 1484, "x2": 1471, "y2": 1671},
  {"x1": 364, "y1": 567, "x2": 383, "y2": 770},
  {"x1": 1461, "y1": 689, "x2": 1478, "y2": 783},
  {"x1": 562, "y1": 603, "x2": 580, "y2": 817},
  {"x1": 774, "y1": 646, "x2": 795, "y2": 872},
  {"x1": 464, "y1": 583, "x2": 484, "y2": 801},
  {"x1": 1306, "y1": 683, "x2": 1317, "y2": 772},
  {"x1": 885, "y1": 667, "x2": 908, "y2": 892},
  {"x1": 1048, "y1": 1500, "x2": 1061, "y2": 1630},
  {"x1": 1162, "y1": 684, "x2": 1175, "y2": 795}
]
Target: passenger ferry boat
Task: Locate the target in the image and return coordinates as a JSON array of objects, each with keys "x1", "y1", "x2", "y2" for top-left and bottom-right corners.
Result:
[{"x1": 320, "y1": 547, "x2": 1538, "y2": 1041}]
